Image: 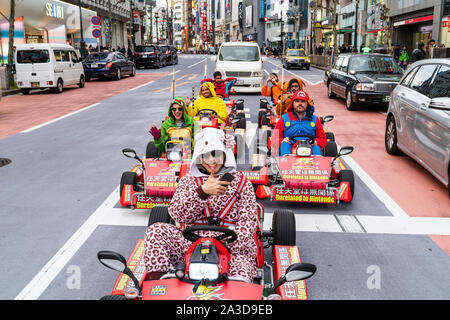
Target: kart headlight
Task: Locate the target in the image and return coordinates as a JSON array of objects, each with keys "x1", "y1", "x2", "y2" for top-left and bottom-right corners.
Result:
[
  {"x1": 167, "y1": 151, "x2": 182, "y2": 162},
  {"x1": 189, "y1": 263, "x2": 219, "y2": 281},
  {"x1": 252, "y1": 71, "x2": 262, "y2": 77},
  {"x1": 296, "y1": 146, "x2": 312, "y2": 157},
  {"x1": 356, "y1": 83, "x2": 375, "y2": 91}
]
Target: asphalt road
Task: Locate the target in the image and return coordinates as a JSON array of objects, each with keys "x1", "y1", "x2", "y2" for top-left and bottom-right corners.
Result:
[{"x1": 0, "y1": 54, "x2": 449, "y2": 300}]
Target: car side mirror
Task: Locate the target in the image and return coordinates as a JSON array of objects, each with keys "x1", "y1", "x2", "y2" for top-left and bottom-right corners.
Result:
[
  {"x1": 429, "y1": 98, "x2": 450, "y2": 111},
  {"x1": 211, "y1": 56, "x2": 216, "y2": 62}
]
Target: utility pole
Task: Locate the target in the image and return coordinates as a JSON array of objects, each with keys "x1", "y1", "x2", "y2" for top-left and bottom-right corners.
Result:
[
  {"x1": 382, "y1": 1, "x2": 393, "y2": 55},
  {"x1": 353, "y1": 0, "x2": 359, "y2": 52},
  {"x1": 129, "y1": 0, "x2": 134, "y2": 50},
  {"x1": 78, "y1": 0, "x2": 86, "y2": 58},
  {"x1": 331, "y1": 0, "x2": 338, "y2": 63},
  {"x1": 5, "y1": 0, "x2": 15, "y2": 88},
  {"x1": 108, "y1": 0, "x2": 113, "y2": 50}
]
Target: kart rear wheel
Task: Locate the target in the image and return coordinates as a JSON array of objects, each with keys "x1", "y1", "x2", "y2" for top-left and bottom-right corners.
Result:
[
  {"x1": 339, "y1": 169, "x2": 355, "y2": 198},
  {"x1": 100, "y1": 295, "x2": 128, "y2": 300},
  {"x1": 325, "y1": 132, "x2": 335, "y2": 142},
  {"x1": 322, "y1": 141, "x2": 338, "y2": 157},
  {"x1": 146, "y1": 141, "x2": 160, "y2": 159},
  {"x1": 148, "y1": 205, "x2": 173, "y2": 226},
  {"x1": 120, "y1": 171, "x2": 138, "y2": 196},
  {"x1": 272, "y1": 210, "x2": 296, "y2": 246}
]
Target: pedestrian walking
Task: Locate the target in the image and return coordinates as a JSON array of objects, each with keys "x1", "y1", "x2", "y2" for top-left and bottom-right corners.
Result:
[
  {"x1": 393, "y1": 44, "x2": 401, "y2": 63},
  {"x1": 362, "y1": 44, "x2": 372, "y2": 54},
  {"x1": 410, "y1": 42, "x2": 426, "y2": 64},
  {"x1": 398, "y1": 46, "x2": 409, "y2": 70}
]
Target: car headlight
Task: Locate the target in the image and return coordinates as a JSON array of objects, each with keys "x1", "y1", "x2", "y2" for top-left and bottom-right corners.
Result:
[
  {"x1": 296, "y1": 146, "x2": 312, "y2": 157},
  {"x1": 189, "y1": 263, "x2": 219, "y2": 281},
  {"x1": 356, "y1": 83, "x2": 375, "y2": 91},
  {"x1": 252, "y1": 71, "x2": 262, "y2": 77}
]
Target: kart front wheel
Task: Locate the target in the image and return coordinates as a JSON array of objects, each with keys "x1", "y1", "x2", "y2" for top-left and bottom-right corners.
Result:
[
  {"x1": 148, "y1": 205, "x2": 173, "y2": 226},
  {"x1": 272, "y1": 210, "x2": 296, "y2": 246},
  {"x1": 339, "y1": 169, "x2": 355, "y2": 199},
  {"x1": 120, "y1": 171, "x2": 138, "y2": 196},
  {"x1": 322, "y1": 141, "x2": 338, "y2": 157}
]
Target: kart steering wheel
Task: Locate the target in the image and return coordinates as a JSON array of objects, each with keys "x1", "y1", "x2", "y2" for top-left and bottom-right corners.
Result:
[
  {"x1": 288, "y1": 134, "x2": 315, "y2": 145},
  {"x1": 183, "y1": 225, "x2": 238, "y2": 244},
  {"x1": 198, "y1": 109, "x2": 218, "y2": 117}
]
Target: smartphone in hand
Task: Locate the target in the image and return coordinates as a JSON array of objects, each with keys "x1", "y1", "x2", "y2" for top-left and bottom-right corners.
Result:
[{"x1": 219, "y1": 172, "x2": 234, "y2": 182}]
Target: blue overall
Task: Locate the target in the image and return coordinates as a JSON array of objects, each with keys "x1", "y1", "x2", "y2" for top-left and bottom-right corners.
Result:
[
  {"x1": 223, "y1": 79, "x2": 236, "y2": 101},
  {"x1": 279, "y1": 112, "x2": 322, "y2": 156}
]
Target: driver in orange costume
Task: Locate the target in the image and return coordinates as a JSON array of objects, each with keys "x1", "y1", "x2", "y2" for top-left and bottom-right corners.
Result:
[{"x1": 143, "y1": 128, "x2": 258, "y2": 281}]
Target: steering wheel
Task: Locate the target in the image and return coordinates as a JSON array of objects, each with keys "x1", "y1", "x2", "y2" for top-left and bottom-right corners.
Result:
[
  {"x1": 288, "y1": 134, "x2": 315, "y2": 145},
  {"x1": 183, "y1": 225, "x2": 238, "y2": 244},
  {"x1": 198, "y1": 109, "x2": 218, "y2": 117}
]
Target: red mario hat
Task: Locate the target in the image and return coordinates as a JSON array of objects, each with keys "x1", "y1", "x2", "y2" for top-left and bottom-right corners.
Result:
[{"x1": 291, "y1": 90, "x2": 310, "y2": 102}]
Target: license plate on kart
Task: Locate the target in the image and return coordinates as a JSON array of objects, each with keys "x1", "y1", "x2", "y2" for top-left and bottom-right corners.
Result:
[
  {"x1": 383, "y1": 95, "x2": 390, "y2": 103},
  {"x1": 31, "y1": 82, "x2": 40, "y2": 87}
]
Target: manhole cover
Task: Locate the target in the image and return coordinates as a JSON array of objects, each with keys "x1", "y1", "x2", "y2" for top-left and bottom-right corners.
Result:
[{"x1": 0, "y1": 158, "x2": 12, "y2": 167}]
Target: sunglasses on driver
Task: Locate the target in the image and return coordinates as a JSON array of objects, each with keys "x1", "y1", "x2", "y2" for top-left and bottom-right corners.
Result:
[{"x1": 201, "y1": 150, "x2": 224, "y2": 160}]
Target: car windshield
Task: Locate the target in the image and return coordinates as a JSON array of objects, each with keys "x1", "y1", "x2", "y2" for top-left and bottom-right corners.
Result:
[
  {"x1": 287, "y1": 49, "x2": 306, "y2": 57},
  {"x1": 16, "y1": 50, "x2": 50, "y2": 63},
  {"x1": 136, "y1": 46, "x2": 155, "y2": 53},
  {"x1": 161, "y1": 46, "x2": 169, "y2": 52},
  {"x1": 349, "y1": 56, "x2": 402, "y2": 74},
  {"x1": 219, "y1": 46, "x2": 260, "y2": 61},
  {"x1": 84, "y1": 52, "x2": 114, "y2": 62}
]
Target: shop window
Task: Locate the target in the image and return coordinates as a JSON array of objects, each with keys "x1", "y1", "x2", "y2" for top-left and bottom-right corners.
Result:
[
  {"x1": 409, "y1": 64, "x2": 437, "y2": 96},
  {"x1": 429, "y1": 65, "x2": 450, "y2": 98}
]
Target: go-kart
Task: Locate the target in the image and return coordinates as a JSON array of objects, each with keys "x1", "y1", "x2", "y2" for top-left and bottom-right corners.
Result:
[
  {"x1": 247, "y1": 133, "x2": 355, "y2": 204},
  {"x1": 97, "y1": 205, "x2": 317, "y2": 300},
  {"x1": 119, "y1": 137, "x2": 191, "y2": 209}
]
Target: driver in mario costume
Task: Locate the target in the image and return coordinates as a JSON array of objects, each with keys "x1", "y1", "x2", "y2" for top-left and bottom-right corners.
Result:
[
  {"x1": 273, "y1": 90, "x2": 327, "y2": 156},
  {"x1": 143, "y1": 128, "x2": 258, "y2": 282}
]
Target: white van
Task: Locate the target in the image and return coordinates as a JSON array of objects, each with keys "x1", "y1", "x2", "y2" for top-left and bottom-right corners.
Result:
[
  {"x1": 212, "y1": 42, "x2": 267, "y2": 93},
  {"x1": 14, "y1": 43, "x2": 85, "y2": 94}
]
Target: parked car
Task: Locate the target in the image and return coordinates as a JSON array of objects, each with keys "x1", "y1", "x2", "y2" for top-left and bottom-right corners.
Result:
[
  {"x1": 83, "y1": 52, "x2": 136, "y2": 81},
  {"x1": 159, "y1": 45, "x2": 178, "y2": 65},
  {"x1": 324, "y1": 53, "x2": 403, "y2": 110},
  {"x1": 282, "y1": 48, "x2": 310, "y2": 70},
  {"x1": 14, "y1": 43, "x2": 85, "y2": 94},
  {"x1": 134, "y1": 45, "x2": 166, "y2": 69},
  {"x1": 385, "y1": 58, "x2": 450, "y2": 195}
]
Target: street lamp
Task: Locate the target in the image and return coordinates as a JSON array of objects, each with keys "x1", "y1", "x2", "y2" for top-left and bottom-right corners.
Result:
[{"x1": 78, "y1": 0, "x2": 86, "y2": 58}]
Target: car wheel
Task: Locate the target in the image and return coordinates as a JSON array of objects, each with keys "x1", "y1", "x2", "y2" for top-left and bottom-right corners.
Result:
[
  {"x1": 130, "y1": 65, "x2": 136, "y2": 77},
  {"x1": 85, "y1": 75, "x2": 91, "y2": 82},
  {"x1": 338, "y1": 169, "x2": 355, "y2": 199},
  {"x1": 346, "y1": 89, "x2": 356, "y2": 111},
  {"x1": 272, "y1": 209, "x2": 296, "y2": 246},
  {"x1": 53, "y1": 79, "x2": 63, "y2": 93},
  {"x1": 21, "y1": 88, "x2": 30, "y2": 95},
  {"x1": 146, "y1": 141, "x2": 160, "y2": 159},
  {"x1": 115, "y1": 68, "x2": 121, "y2": 80},
  {"x1": 385, "y1": 116, "x2": 402, "y2": 155},
  {"x1": 306, "y1": 66, "x2": 310, "y2": 70},
  {"x1": 120, "y1": 171, "x2": 138, "y2": 196},
  {"x1": 148, "y1": 205, "x2": 173, "y2": 226},
  {"x1": 78, "y1": 75, "x2": 85, "y2": 88},
  {"x1": 327, "y1": 82, "x2": 336, "y2": 99}
]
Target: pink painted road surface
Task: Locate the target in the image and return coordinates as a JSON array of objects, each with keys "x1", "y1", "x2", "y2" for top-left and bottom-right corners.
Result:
[{"x1": 0, "y1": 73, "x2": 168, "y2": 139}]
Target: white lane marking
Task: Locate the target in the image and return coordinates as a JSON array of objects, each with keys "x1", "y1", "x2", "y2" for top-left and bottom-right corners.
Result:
[
  {"x1": 98, "y1": 207, "x2": 450, "y2": 236},
  {"x1": 15, "y1": 187, "x2": 120, "y2": 300},
  {"x1": 21, "y1": 103, "x2": 100, "y2": 133},
  {"x1": 267, "y1": 60, "x2": 323, "y2": 86},
  {"x1": 187, "y1": 58, "x2": 207, "y2": 69},
  {"x1": 128, "y1": 80, "x2": 154, "y2": 91},
  {"x1": 264, "y1": 69, "x2": 270, "y2": 75}
]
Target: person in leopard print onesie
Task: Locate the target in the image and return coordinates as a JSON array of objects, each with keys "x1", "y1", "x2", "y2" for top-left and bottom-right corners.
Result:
[{"x1": 143, "y1": 128, "x2": 258, "y2": 281}]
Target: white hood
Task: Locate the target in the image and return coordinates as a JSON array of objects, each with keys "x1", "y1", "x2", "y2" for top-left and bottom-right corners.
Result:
[{"x1": 190, "y1": 128, "x2": 236, "y2": 177}]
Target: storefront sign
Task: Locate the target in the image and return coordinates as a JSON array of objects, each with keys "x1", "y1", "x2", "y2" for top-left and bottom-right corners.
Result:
[
  {"x1": 46, "y1": 2, "x2": 64, "y2": 19},
  {"x1": 393, "y1": 15, "x2": 434, "y2": 27}
]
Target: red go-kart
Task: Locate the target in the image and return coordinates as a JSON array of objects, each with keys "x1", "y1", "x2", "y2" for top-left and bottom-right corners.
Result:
[{"x1": 97, "y1": 205, "x2": 317, "y2": 300}]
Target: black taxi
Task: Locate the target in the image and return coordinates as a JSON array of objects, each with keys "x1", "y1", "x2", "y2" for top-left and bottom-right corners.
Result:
[{"x1": 324, "y1": 53, "x2": 403, "y2": 110}]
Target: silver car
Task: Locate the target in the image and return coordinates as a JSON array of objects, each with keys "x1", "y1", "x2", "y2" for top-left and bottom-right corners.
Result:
[{"x1": 385, "y1": 58, "x2": 450, "y2": 195}]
